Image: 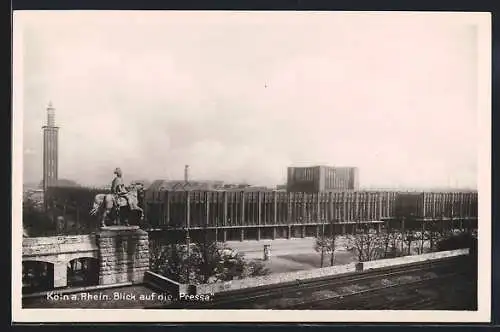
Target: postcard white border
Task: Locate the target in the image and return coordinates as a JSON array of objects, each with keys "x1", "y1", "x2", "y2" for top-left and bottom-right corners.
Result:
[{"x1": 12, "y1": 10, "x2": 491, "y2": 323}]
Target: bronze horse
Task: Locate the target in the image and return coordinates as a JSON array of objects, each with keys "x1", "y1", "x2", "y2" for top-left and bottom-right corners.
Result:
[{"x1": 90, "y1": 184, "x2": 144, "y2": 227}]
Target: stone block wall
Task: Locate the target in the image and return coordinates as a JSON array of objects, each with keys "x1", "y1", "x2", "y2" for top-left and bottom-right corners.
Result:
[
  {"x1": 96, "y1": 227, "x2": 149, "y2": 285},
  {"x1": 22, "y1": 235, "x2": 99, "y2": 289},
  {"x1": 22, "y1": 235, "x2": 98, "y2": 257}
]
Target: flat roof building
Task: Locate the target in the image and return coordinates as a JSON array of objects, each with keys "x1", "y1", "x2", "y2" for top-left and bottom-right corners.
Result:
[{"x1": 287, "y1": 165, "x2": 359, "y2": 193}]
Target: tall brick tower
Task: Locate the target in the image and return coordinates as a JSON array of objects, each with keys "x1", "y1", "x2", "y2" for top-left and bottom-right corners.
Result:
[{"x1": 42, "y1": 101, "x2": 59, "y2": 191}]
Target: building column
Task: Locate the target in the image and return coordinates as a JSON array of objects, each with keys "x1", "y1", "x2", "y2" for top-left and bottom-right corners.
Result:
[
  {"x1": 240, "y1": 229, "x2": 244, "y2": 242},
  {"x1": 257, "y1": 228, "x2": 261, "y2": 241},
  {"x1": 272, "y1": 227, "x2": 276, "y2": 240},
  {"x1": 165, "y1": 191, "x2": 171, "y2": 226},
  {"x1": 205, "y1": 192, "x2": 210, "y2": 227},
  {"x1": 273, "y1": 191, "x2": 278, "y2": 224},
  {"x1": 223, "y1": 229, "x2": 227, "y2": 242},
  {"x1": 421, "y1": 220, "x2": 426, "y2": 253},
  {"x1": 223, "y1": 191, "x2": 228, "y2": 227},
  {"x1": 53, "y1": 262, "x2": 67, "y2": 288},
  {"x1": 257, "y1": 192, "x2": 262, "y2": 226},
  {"x1": 316, "y1": 225, "x2": 320, "y2": 238},
  {"x1": 328, "y1": 192, "x2": 333, "y2": 223},
  {"x1": 287, "y1": 226, "x2": 292, "y2": 239},
  {"x1": 240, "y1": 192, "x2": 245, "y2": 226},
  {"x1": 301, "y1": 225, "x2": 306, "y2": 238},
  {"x1": 401, "y1": 217, "x2": 406, "y2": 253}
]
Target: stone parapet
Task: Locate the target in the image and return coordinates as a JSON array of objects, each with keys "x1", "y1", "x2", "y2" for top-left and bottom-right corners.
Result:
[{"x1": 23, "y1": 235, "x2": 98, "y2": 257}]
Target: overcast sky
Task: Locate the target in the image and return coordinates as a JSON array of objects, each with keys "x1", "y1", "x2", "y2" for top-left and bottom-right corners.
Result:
[{"x1": 17, "y1": 11, "x2": 480, "y2": 188}]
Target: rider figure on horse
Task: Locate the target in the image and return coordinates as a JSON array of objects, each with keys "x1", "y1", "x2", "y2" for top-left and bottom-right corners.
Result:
[{"x1": 111, "y1": 167, "x2": 130, "y2": 225}]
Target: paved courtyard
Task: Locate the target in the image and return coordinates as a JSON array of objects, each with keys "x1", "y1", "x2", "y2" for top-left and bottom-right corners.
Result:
[
  {"x1": 257, "y1": 251, "x2": 357, "y2": 274},
  {"x1": 225, "y1": 237, "x2": 357, "y2": 273}
]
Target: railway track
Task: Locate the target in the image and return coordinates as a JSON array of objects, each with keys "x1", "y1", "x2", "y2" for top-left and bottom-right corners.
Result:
[
  {"x1": 159, "y1": 255, "x2": 471, "y2": 309},
  {"x1": 289, "y1": 270, "x2": 470, "y2": 310}
]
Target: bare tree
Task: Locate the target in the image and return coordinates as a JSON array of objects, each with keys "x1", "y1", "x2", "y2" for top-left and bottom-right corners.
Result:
[
  {"x1": 438, "y1": 214, "x2": 452, "y2": 239},
  {"x1": 315, "y1": 235, "x2": 336, "y2": 267},
  {"x1": 423, "y1": 219, "x2": 443, "y2": 252},
  {"x1": 379, "y1": 221, "x2": 400, "y2": 258},
  {"x1": 402, "y1": 228, "x2": 419, "y2": 255},
  {"x1": 346, "y1": 223, "x2": 384, "y2": 262},
  {"x1": 314, "y1": 220, "x2": 339, "y2": 267}
]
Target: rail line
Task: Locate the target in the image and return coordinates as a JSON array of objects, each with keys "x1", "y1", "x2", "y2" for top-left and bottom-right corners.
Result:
[
  {"x1": 288, "y1": 270, "x2": 469, "y2": 310},
  {"x1": 159, "y1": 255, "x2": 470, "y2": 309}
]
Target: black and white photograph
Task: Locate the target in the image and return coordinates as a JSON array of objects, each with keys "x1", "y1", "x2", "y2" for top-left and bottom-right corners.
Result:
[{"x1": 12, "y1": 10, "x2": 491, "y2": 323}]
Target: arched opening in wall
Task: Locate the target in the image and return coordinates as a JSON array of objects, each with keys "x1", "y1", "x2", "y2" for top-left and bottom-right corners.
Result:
[
  {"x1": 67, "y1": 257, "x2": 99, "y2": 287},
  {"x1": 22, "y1": 260, "x2": 54, "y2": 294}
]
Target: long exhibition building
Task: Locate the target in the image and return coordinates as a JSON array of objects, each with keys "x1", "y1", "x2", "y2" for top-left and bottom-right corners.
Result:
[
  {"x1": 143, "y1": 189, "x2": 478, "y2": 242},
  {"x1": 43, "y1": 183, "x2": 478, "y2": 242}
]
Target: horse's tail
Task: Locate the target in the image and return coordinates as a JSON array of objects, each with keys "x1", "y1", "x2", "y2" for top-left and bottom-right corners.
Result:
[{"x1": 90, "y1": 194, "x2": 104, "y2": 216}]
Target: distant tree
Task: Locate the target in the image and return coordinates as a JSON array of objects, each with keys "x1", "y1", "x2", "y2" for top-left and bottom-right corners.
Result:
[
  {"x1": 314, "y1": 231, "x2": 337, "y2": 267},
  {"x1": 150, "y1": 243, "x2": 193, "y2": 283},
  {"x1": 193, "y1": 238, "x2": 270, "y2": 282},
  {"x1": 402, "y1": 229, "x2": 419, "y2": 255},
  {"x1": 399, "y1": 213, "x2": 424, "y2": 256},
  {"x1": 23, "y1": 195, "x2": 55, "y2": 237},
  {"x1": 436, "y1": 232, "x2": 476, "y2": 252},
  {"x1": 379, "y1": 221, "x2": 400, "y2": 258},
  {"x1": 150, "y1": 241, "x2": 270, "y2": 284},
  {"x1": 424, "y1": 220, "x2": 443, "y2": 253},
  {"x1": 346, "y1": 223, "x2": 384, "y2": 262},
  {"x1": 204, "y1": 246, "x2": 246, "y2": 282},
  {"x1": 245, "y1": 259, "x2": 270, "y2": 277},
  {"x1": 437, "y1": 214, "x2": 453, "y2": 239},
  {"x1": 314, "y1": 219, "x2": 340, "y2": 267}
]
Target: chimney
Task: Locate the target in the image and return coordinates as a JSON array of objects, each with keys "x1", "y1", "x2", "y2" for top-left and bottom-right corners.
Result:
[{"x1": 184, "y1": 165, "x2": 189, "y2": 184}]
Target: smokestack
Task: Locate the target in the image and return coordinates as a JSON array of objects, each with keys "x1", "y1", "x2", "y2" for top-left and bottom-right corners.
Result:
[{"x1": 184, "y1": 165, "x2": 189, "y2": 184}]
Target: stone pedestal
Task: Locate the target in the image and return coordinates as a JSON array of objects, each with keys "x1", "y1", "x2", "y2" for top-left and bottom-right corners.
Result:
[{"x1": 96, "y1": 226, "x2": 149, "y2": 285}]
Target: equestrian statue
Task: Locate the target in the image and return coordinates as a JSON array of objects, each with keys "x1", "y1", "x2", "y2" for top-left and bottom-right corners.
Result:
[{"x1": 90, "y1": 167, "x2": 144, "y2": 228}]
